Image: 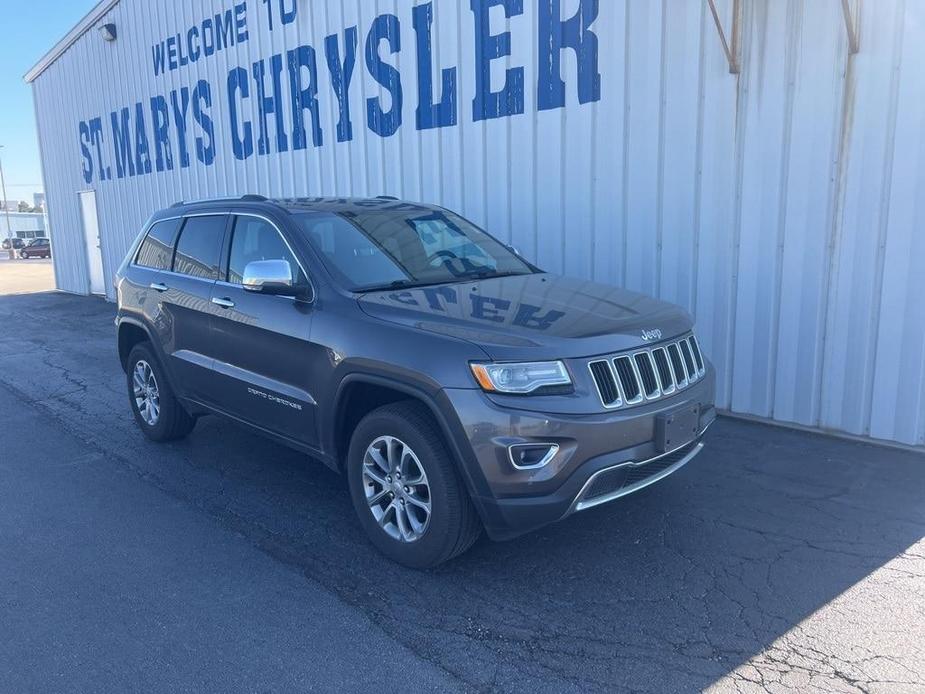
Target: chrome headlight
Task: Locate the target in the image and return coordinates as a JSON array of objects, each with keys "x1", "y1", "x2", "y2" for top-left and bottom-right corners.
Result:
[{"x1": 470, "y1": 361, "x2": 571, "y2": 394}]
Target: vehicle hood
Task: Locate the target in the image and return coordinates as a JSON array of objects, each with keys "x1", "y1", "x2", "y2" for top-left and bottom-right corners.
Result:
[{"x1": 356, "y1": 273, "x2": 693, "y2": 360}]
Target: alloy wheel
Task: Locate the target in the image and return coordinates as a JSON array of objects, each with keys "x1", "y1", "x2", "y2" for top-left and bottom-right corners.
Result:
[
  {"x1": 132, "y1": 360, "x2": 160, "y2": 426},
  {"x1": 362, "y1": 436, "x2": 432, "y2": 543}
]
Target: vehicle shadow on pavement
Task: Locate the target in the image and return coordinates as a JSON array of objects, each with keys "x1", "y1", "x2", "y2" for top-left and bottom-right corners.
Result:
[
  {"x1": 1, "y1": 291, "x2": 923, "y2": 692},
  {"x1": 168, "y1": 412, "x2": 925, "y2": 693}
]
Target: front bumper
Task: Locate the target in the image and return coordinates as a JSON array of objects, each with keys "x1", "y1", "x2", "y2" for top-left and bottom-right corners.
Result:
[{"x1": 442, "y1": 366, "x2": 716, "y2": 539}]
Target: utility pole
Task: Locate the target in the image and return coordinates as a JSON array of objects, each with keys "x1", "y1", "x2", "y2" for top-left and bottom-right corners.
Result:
[{"x1": 0, "y1": 146, "x2": 14, "y2": 260}]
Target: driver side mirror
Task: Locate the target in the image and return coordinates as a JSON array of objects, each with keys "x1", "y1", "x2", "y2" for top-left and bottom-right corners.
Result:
[{"x1": 242, "y1": 259, "x2": 312, "y2": 300}]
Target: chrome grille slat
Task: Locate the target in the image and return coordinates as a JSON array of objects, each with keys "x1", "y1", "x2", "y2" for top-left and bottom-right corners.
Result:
[
  {"x1": 613, "y1": 356, "x2": 643, "y2": 404},
  {"x1": 678, "y1": 339, "x2": 696, "y2": 380},
  {"x1": 652, "y1": 347, "x2": 676, "y2": 394},
  {"x1": 587, "y1": 333, "x2": 705, "y2": 409},
  {"x1": 667, "y1": 343, "x2": 688, "y2": 388},
  {"x1": 633, "y1": 352, "x2": 660, "y2": 399},
  {"x1": 588, "y1": 359, "x2": 622, "y2": 408},
  {"x1": 688, "y1": 336, "x2": 705, "y2": 374}
]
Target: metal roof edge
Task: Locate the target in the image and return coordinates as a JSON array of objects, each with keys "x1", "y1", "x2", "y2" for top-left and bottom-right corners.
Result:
[{"x1": 24, "y1": 0, "x2": 121, "y2": 83}]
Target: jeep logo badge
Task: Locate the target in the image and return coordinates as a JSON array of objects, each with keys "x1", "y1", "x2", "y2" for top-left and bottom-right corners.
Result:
[{"x1": 641, "y1": 328, "x2": 663, "y2": 342}]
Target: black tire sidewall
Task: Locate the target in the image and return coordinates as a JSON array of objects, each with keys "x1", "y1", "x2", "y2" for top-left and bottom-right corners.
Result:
[
  {"x1": 126, "y1": 343, "x2": 182, "y2": 441},
  {"x1": 347, "y1": 405, "x2": 465, "y2": 569}
]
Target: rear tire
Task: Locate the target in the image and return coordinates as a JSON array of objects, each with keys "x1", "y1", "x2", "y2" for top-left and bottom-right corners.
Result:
[
  {"x1": 126, "y1": 343, "x2": 195, "y2": 442},
  {"x1": 347, "y1": 401, "x2": 481, "y2": 568}
]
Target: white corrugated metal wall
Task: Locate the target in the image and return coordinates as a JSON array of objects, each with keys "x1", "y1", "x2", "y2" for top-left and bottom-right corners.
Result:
[{"x1": 28, "y1": 0, "x2": 925, "y2": 448}]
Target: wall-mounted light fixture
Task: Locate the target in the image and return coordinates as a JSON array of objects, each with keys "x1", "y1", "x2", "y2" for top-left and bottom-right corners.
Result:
[{"x1": 99, "y1": 23, "x2": 117, "y2": 41}]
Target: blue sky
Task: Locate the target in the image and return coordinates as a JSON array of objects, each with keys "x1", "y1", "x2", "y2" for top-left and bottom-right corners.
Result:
[{"x1": 0, "y1": 0, "x2": 97, "y2": 203}]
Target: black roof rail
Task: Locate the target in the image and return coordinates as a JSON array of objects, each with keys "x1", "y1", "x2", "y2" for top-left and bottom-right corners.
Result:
[
  {"x1": 170, "y1": 194, "x2": 269, "y2": 208},
  {"x1": 376, "y1": 195, "x2": 399, "y2": 201}
]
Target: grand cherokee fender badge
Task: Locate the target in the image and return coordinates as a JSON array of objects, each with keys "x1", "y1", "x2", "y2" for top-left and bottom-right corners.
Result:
[
  {"x1": 641, "y1": 328, "x2": 663, "y2": 342},
  {"x1": 247, "y1": 387, "x2": 303, "y2": 411}
]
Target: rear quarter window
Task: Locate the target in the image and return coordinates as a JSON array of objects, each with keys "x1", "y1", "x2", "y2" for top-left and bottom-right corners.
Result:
[{"x1": 135, "y1": 219, "x2": 181, "y2": 270}]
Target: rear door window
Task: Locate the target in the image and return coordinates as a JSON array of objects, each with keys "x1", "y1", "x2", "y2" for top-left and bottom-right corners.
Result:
[
  {"x1": 172, "y1": 216, "x2": 227, "y2": 280},
  {"x1": 135, "y1": 219, "x2": 181, "y2": 270}
]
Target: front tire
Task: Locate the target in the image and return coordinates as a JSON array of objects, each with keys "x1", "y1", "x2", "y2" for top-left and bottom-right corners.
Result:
[
  {"x1": 347, "y1": 401, "x2": 481, "y2": 568},
  {"x1": 126, "y1": 343, "x2": 195, "y2": 442}
]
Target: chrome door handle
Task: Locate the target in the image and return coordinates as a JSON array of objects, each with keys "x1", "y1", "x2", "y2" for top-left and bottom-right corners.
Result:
[
  {"x1": 211, "y1": 297, "x2": 235, "y2": 309},
  {"x1": 150, "y1": 282, "x2": 168, "y2": 292}
]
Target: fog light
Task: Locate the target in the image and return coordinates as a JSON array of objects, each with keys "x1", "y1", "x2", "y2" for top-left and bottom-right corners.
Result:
[{"x1": 508, "y1": 443, "x2": 559, "y2": 470}]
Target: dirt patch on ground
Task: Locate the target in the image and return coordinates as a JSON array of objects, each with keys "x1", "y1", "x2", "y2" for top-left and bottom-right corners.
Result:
[{"x1": 0, "y1": 258, "x2": 56, "y2": 295}]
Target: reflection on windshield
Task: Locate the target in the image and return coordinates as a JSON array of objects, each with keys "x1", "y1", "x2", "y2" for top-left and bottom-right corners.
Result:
[{"x1": 295, "y1": 205, "x2": 534, "y2": 291}]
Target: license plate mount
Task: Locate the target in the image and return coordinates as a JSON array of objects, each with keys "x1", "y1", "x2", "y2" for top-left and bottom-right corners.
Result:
[{"x1": 655, "y1": 404, "x2": 701, "y2": 454}]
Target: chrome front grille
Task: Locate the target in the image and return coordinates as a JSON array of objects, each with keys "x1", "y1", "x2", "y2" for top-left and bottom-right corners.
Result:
[{"x1": 588, "y1": 334, "x2": 706, "y2": 410}]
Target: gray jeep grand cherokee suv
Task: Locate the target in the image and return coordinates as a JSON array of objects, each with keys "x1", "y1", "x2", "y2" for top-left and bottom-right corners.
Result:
[{"x1": 115, "y1": 195, "x2": 715, "y2": 567}]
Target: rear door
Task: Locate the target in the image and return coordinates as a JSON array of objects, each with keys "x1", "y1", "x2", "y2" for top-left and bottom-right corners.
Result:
[
  {"x1": 208, "y1": 213, "x2": 318, "y2": 446},
  {"x1": 125, "y1": 217, "x2": 182, "y2": 336},
  {"x1": 158, "y1": 214, "x2": 230, "y2": 404}
]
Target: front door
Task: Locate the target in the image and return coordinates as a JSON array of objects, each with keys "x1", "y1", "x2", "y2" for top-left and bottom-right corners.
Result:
[
  {"x1": 208, "y1": 214, "x2": 318, "y2": 447},
  {"x1": 78, "y1": 190, "x2": 105, "y2": 295}
]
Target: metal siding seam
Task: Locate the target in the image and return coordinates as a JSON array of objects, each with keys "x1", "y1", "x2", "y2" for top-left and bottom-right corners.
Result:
[
  {"x1": 435, "y1": 0, "x2": 446, "y2": 207},
  {"x1": 869, "y1": 0, "x2": 925, "y2": 444},
  {"x1": 504, "y1": 6, "x2": 520, "y2": 244},
  {"x1": 396, "y1": 0, "x2": 412, "y2": 203},
  {"x1": 106, "y1": 1, "x2": 125, "y2": 297},
  {"x1": 654, "y1": 0, "x2": 668, "y2": 300},
  {"x1": 691, "y1": 0, "x2": 707, "y2": 319},
  {"x1": 454, "y1": 0, "x2": 467, "y2": 225},
  {"x1": 818, "y1": 0, "x2": 888, "y2": 435},
  {"x1": 30, "y1": 87, "x2": 62, "y2": 292},
  {"x1": 436, "y1": 1, "x2": 446, "y2": 207},
  {"x1": 355, "y1": 0, "x2": 371, "y2": 195},
  {"x1": 919, "y1": 351, "x2": 925, "y2": 445},
  {"x1": 114, "y1": 0, "x2": 139, "y2": 297},
  {"x1": 862, "y1": 0, "x2": 905, "y2": 436},
  {"x1": 726, "y1": 0, "x2": 750, "y2": 411},
  {"x1": 559, "y1": 81, "x2": 567, "y2": 275},
  {"x1": 768, "y1": 0, "x2": 799, "y2": 420},
  {"x1": 589, "y1": 96, "x2": 598, "y2": 282},
  {"x1": 813, "y1": 9, "x2": 854, "y2": 428},
  {"x1": 253, "y1": 0, "x2": 268, "y2": 196},
  {"x1": 620, "y1": 0, "x2": 631, "y2": 288}
]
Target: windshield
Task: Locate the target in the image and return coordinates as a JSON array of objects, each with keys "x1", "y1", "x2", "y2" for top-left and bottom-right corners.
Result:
[{"x1": 294, "y1": 207, "x2": 535, "y2": 291}]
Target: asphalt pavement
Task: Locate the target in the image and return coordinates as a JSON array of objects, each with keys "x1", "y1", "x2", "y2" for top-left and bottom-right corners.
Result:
[{"x1": 0, "y1": 291, "x2": 923, "y2": 693}]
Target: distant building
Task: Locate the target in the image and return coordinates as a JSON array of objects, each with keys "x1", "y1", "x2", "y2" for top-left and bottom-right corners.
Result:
[
  {"x1": 33, "y1": 193, "x2": 46, "y2": 211},
  {"x1": 0, "y1": 212, "x2": 47, "y2": 240}
]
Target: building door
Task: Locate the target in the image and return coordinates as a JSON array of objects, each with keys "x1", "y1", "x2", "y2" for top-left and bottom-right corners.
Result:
[{"x1": 78, "y1": 190, "x2": 105, "y2": 295}]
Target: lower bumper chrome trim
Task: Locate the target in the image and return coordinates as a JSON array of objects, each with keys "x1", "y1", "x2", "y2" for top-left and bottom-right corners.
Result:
[{"x1": 568, "y1": 440, "x2": 705, "y2": 515}]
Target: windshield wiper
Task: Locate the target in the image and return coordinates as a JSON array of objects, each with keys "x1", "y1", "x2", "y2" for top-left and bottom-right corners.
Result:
[
  {"x1": 356, "y1": 278, "x2": 452, "y2": 293},
  {"x1": 452, "y1": 269, "x2": 530, "y2": 281},
  {"x1": 356, "y1": 270, "x2": 532, "y2": 293}
]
